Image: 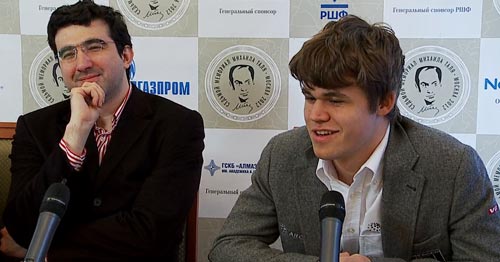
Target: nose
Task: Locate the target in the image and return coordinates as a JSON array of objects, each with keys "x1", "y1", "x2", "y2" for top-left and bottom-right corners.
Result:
[
  {"x1": 75, "y1": 49, "x2": 93, "y2": 71},
  {"x1": 307, "y1": 100, "x2": 330, "y2": 122}
]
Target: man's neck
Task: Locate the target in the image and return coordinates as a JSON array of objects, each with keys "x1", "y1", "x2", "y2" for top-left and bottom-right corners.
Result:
[
  {"x1": 332, "y1": 158, "x2": 361, "y2": 186},
  {"x1": 332, "y1": 121, "x2": 390, "y2": 186},
  {"x1": 96, "y1": 81, "x2": 130, "y2": 131},
  {"x1": 95, "y1": 115, "x2": 114, "y2": 131}
]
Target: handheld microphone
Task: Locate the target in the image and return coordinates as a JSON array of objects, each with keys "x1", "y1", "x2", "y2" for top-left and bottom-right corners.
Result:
[
  {"x1": 319, "y1": 191, "x2": 345, "y2": 262},
  {"x1": 24, "y1": 183, "x2": 70, "y2": 262}
]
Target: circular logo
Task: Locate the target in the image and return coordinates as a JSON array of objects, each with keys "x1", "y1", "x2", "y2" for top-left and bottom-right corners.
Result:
[
  {"x1": 130, "y1": 60, "x2": 137, "y2": 80},
  {"x1": 398, "y1": 46, "x2": 470, "y2": 125},
  {"x1": 29, "y1": 47, "x2": 70, "y2": 108},
  {"x1": 205, "y1": 45, "x2": 281, "y2": 122},
  {"x1": 486, "y1": 151, "x2": 500, "y2": 205},
  {"x1": 116, "y1": 0, "x2": 190, "y2": 30},
  {"x1": 494, "y1": 0, "x2": 500, "y2": 16}
]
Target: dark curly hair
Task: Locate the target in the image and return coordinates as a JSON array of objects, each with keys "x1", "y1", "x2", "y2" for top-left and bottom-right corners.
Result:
[
  {"x1": 289, "y1": 15, "x2": 404, "y2": 121},
  {"x1": 47, "y1": 0, "x2": 133, "y2": 79}
]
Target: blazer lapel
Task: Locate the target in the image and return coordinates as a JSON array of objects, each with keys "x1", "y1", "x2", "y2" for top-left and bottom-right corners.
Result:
[
  {"x1": 83, "y1": 131, "x2": 100, "y2": 178},
  {"x1": 381, "y1": 119, "x2": 424, "y2": 260},
  {"x1": 295, "y1": 145, "x2": 328, "y2": 255},
  {"x1": 94, "y1": 88, "x2": 152, "y2": 190}
]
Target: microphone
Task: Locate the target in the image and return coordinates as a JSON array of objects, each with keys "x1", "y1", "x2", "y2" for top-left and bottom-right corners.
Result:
[
  {"x1": 24, "y1": 183, "x2": 70, "y2": 262},
  {"x1": 319, "y1": 191, "x2": 345, "y2": 262}
]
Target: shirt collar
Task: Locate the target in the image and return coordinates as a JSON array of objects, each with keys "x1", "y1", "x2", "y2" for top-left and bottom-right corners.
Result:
[{"x1": 113, "y1": 83, "x2": 132, "y2": 126}]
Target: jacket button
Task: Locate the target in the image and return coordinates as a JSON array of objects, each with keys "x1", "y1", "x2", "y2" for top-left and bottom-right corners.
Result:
[{"x1": 93, "y1": 197, "x2": 102, "y2": 207}]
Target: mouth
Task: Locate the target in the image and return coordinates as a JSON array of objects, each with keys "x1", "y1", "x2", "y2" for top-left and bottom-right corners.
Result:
[
  {"x1": 310, "y1": 129, "x2": 339, "y2": 142},
  {"x1": 315, "y1": 130, "x2": 335, "y2": 136},
  {"x1": 77, "y1": 74, "x2": 100, "y2": 82}
]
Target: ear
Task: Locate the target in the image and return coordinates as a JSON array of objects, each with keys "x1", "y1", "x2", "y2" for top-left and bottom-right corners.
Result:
[
  {"x1": 377, "y1": 91, "x2": 397, "y2": 117},
  {"x1": 121, "y1": 45, "x2": 134, "y2": 69}
]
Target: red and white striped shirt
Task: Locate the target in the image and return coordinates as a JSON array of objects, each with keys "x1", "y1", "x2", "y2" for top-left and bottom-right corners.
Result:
[{"x1": 59, "y1": 85, "x2": 132, "y2": 170}]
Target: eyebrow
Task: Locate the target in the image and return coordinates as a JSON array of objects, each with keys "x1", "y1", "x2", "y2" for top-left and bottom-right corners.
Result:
[
  {"x1": 58, "y1": 44, "x2": 75, "y2": 53},
  {"x1": 58, "y1": 38, "x2": 104, "y2": 51},
  {"x1": 301, "y1": 88, "x2": 348, "y2": 98}
]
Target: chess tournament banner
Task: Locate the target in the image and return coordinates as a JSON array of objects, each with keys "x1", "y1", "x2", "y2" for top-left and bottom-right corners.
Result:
[{"x1": 1, "y1": 0, "x2": 499, "y2": 218}]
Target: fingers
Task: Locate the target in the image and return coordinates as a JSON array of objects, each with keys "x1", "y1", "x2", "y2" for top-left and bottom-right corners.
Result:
[
  {"x1": 339, "y1": 253, "x2": 371, "y2": 262},
  {"x1": 0, "y1": 227, "x2": 27, "y2": 258},
  {"x1": 71, "y1": 82, "x2": 105, "y2": 108},
  {"x1": 81, "y1": 82, "x2": 105, "y2": 107}
]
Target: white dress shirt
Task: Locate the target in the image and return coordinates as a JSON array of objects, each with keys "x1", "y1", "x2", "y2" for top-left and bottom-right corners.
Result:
[{"x1": 315, "y1": 125, "x2": 390, "y2": 257}]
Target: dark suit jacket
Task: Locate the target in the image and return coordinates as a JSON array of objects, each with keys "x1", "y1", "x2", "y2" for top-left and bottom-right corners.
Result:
[
  {"x1": 209, "y1": 115, "x2": 500, "y2": 262},
  {"x1": 3, "y1": 87, "x2": 205, "y2": 261}
]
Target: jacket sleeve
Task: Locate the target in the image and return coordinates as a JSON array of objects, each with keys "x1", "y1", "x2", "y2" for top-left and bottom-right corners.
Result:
[
  {"x1": 371, "y1": 146, "x2": 500, "y2": 262},
  {"x1": 209, "y1": 137, "x2": 319, "y2": 262},
  {"x1": 445, "y1": 146, "x2": 500, "y2": 261},
  {"x1": 3, "y1": 114, "x2": 75, "y2": 247}
]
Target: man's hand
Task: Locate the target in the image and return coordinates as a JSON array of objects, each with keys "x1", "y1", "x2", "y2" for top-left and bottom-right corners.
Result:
[
  {"x1": 63, "y1": 82, "x2": 105, "y2": 154},
  {"x1": 340, "y1": 252, "x2": 371, "y2": 262},
  {"x1": 70, "y1": 82, "x2": 105, "y2": 124},
  {"x1": 0, "y1": 227, "x2": 27, "y2": 258}
]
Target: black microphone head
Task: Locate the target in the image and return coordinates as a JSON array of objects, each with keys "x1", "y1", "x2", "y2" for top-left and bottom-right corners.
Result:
[
  {"x1": 39, "y1": 183, "x2": 70, "y2": 217},
  {"x1": 319, "y1": 191, "x2": 345, "y2": 222}
]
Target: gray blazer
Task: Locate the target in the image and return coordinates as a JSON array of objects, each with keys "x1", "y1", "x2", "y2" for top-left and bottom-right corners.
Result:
[{"x1": 209, "y1": 115, "x2": 500, "y2": 262}]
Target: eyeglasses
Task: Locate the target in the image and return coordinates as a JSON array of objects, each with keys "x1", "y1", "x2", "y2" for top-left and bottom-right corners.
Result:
[{"x1": 57, "y1": 39, "x2": 114, "y2": 62}]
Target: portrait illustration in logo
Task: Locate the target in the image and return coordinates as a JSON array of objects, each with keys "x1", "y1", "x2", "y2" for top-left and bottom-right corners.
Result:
[
  {"x1": 149, "y1": 0, "x2": 159, "y2": 11},
  {"x1": 29, "y1": 47, "x2": 71, "y2": 108},
  {"x1": 414, "y1": 66, "x2": 442, "y2": 106},
  {"x1": 397, "y1": 46, "x2": 470, "y2": 125},
  {"x1": 205, "y1": 45, "x2": 281, "y2": 123},
  {"x1": 227, "y1": 64, "x2": 258, "y2": 114},
  {"x1": 52, "y1": 62, "x2": 70, "y2": 100},
  {"x1": 116, "y1": 0, "x2": 190, "y2": 30},
  {"x1": 229, "y1": 64, "x2": 255, "y2": 103}
]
